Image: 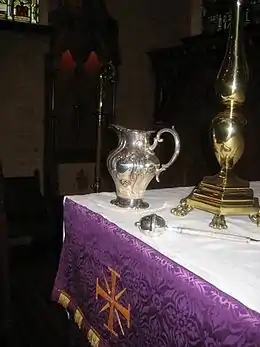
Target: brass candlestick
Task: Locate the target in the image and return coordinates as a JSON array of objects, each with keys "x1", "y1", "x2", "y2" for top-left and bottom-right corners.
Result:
[{"x1": 172, "y1": 0, "x2": 260, "y2": 229}]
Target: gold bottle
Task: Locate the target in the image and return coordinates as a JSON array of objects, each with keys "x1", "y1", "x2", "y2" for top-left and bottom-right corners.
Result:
[{"x1": 172, "y1": 0, "x2": 260, "y2": 229}]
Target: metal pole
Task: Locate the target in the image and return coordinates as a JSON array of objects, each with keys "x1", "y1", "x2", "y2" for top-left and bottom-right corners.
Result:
[
  {"x1": 92, "y1": 61, "x2": 116, "y2": 193},
  {"x1": 93, "y1": 71, "x2": 104, "y2": 193}
]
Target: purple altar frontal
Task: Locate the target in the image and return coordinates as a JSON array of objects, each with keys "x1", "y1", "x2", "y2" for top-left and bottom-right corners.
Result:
[{"x1": 52, "y1": 185, "x2": 260, "y2": 346}]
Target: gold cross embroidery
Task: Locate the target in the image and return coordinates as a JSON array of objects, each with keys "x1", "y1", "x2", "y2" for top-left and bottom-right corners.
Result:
[{"x1": 96, "y1": 267, "x2": 130, "y2": 337}]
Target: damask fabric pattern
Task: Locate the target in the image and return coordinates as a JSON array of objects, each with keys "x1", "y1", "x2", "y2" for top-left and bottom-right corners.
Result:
[{"x1": 52, "y1": 198, "x2": 260, "y2": 347}]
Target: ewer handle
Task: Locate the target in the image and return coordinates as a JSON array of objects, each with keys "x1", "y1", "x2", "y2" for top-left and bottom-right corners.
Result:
[{"x1": 149, "y1": 126, "x2": 181, "y2": 182}]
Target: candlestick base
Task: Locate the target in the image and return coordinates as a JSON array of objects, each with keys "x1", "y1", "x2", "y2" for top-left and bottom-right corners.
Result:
[{"x1": 172, "y1": 171, "x2": 260, "y2": 229}]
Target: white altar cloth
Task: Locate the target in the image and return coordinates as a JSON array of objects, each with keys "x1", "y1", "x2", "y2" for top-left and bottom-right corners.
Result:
[{"x1": 67, "y1": 182, "x2": 260, "y2": 314}]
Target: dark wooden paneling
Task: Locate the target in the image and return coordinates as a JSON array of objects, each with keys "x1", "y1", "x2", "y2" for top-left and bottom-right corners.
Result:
[
  {"x1": 0, "y1": 162, "x2": 10, "y2": 337},
  {"x1": 44, "y1": 1, "x2": 120, "y2": 199}
]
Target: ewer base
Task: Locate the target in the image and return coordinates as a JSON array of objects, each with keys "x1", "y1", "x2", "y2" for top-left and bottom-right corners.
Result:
[{"x1": 111, "y1": 196, "x2": 149, "y2": 209}]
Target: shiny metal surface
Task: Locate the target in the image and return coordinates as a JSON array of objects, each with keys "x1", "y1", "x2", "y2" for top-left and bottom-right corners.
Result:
[
  {"x1": 107, "y1": 125, "x2": 180, "y2": 209},
  {"x1": 215, "y1": 1, "x2": 249, "y2": 109},
  {"x1": 135, "y1": 214, "x2": 167, "y2": 237},
  {"x1": 172, "y1": 0, "x2": 260, "y2": 229},
  {"x1": 110, "y1": 197, "x2": 149, "y2": 209}
]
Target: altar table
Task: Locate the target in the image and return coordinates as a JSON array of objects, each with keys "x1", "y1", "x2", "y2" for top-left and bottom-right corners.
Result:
[{"x1": 52, "y1": 182, "x2": 260, "y2": 346}]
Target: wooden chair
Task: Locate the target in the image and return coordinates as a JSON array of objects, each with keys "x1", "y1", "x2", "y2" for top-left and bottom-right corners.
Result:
[{"x1": 4, "y1": 170, "x2": 55, "y2": 247}]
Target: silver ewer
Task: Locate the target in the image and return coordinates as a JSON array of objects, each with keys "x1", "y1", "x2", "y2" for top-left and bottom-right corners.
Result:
[{"x1": 107, "y1": 124, "x2": 180, "y2": 209}]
